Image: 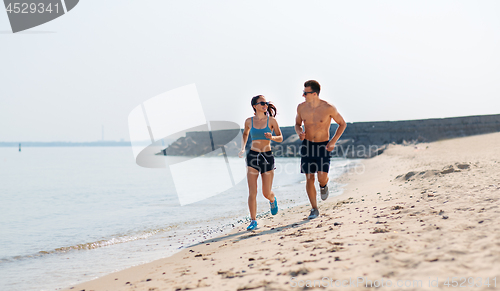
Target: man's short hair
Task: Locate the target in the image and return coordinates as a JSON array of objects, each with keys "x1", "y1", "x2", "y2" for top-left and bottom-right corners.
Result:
[{"x1": 304, "y1": 80, "x2": 321, "y2": 94}]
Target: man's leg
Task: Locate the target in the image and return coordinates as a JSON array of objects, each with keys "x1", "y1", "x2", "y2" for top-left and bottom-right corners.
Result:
[
  {"x1": 305, "y1": 173, "x2": 318, "y2": 209},
  {"x1": 317, "y1": 171, "x2": 329, "y2": 188},
  {"x1": 318, "y1": 154, "x2": 331, "y2": 200}
]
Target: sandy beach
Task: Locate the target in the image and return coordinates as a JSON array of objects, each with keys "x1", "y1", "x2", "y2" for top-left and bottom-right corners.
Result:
[{"x1": 62, "y1": 132, "x2": 500, "y2": 291}]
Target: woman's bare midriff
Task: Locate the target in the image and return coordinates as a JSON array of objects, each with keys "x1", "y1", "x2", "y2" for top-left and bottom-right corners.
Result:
[{"x1": 250, "y1": 140, "x2": 272, "y2": 152}]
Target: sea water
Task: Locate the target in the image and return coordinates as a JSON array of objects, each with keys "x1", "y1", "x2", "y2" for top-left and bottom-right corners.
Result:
[{"x1": 0, "y1": 147, "x2": 357, "y2": 291}]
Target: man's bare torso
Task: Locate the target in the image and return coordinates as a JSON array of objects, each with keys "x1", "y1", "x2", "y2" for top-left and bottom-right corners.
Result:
[{"x1": 297, "y1": 100, "x2": 335, "y2": 142}]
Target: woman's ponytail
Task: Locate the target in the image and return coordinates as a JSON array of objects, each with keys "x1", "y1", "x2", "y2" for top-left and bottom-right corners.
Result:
[{"x1": 267, "y1": 103, "x2": 277, "y2": 117}]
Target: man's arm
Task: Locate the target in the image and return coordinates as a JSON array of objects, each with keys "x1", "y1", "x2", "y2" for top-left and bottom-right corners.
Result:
[
  {"x1": 295, "y1": 106, "x2": 306, "y2": 140},
  {"x1": 326, "y1": 106, "x2": 347, "y2": 151}
]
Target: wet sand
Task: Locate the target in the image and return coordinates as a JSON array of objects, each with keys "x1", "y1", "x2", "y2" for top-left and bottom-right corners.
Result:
[{"x1": 62, "y1": 132, "x2": 500, "y2": 291}]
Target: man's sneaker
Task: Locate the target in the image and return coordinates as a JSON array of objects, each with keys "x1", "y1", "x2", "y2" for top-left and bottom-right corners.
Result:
[
  {"x1": 247, "y1": 220, "x2": 257, "y2": 231},
  {"x1": 308, "y1": 208, "x2": 319, "y2": 219},
  {"x1": 320, "y1": 184, "x2": 329, "y2": 201},
  {"x1": 270, "y1": 197, "x2": 278, "y2": 215}
]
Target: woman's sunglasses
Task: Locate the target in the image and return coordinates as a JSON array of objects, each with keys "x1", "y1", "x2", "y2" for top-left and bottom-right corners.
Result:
[{"x1": 255, "y1": 102, "x2": 269, "y2": 106}]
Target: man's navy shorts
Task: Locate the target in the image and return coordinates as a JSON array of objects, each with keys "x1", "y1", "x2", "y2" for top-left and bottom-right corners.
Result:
[{"x1": 300, "y1": 140, "x2": 331, "y2": 174}]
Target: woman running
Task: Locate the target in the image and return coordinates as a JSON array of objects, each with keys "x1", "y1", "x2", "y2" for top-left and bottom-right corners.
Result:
[{"x1": 239, "y1": 95, "x2": 283, "y2": 230}]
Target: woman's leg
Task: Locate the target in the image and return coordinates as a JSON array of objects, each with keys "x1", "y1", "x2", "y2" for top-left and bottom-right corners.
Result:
[
  {"x1": 261, "y1": 169, "x2": 275, "y2": 203},
  {"x1": 247, "y1": 166, "x2": 259, "y2": 220}
]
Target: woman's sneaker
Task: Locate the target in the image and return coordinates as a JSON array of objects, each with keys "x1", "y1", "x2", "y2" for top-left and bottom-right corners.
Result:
[
  {"x1": 270, "y1": 197, "x2": 278, "y2": 215},
  {"x1": 247, "y1": 220, "x2": 257, "y2": 231}
]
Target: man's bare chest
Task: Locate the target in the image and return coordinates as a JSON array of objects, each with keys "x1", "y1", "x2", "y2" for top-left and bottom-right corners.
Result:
[{"x1": 301, "y1": 109, "x2": 330, "y2": 125}]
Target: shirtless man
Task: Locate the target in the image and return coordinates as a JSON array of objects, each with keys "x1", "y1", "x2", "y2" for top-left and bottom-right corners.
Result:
[{"x1": 295, "y1": 80, "x2": 347, "y2": 219}]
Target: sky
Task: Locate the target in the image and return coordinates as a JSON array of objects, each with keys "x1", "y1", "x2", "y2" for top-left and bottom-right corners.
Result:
[{"x1": 1, "y1": 0, "x2": 499, "y2": 142}]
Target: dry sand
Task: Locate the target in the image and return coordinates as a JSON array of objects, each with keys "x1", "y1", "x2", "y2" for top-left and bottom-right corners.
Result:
[{"x1": 62, "y1": 132, "x2": 500, "y2": 291}]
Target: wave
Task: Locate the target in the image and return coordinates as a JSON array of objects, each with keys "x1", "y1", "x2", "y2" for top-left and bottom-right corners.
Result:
[
  {"x1": 0, "y1": 224, "x2": 180, "y2": 264},
  {"x1": 0, "y1": 213, "x2": 244, "y2": 264}
]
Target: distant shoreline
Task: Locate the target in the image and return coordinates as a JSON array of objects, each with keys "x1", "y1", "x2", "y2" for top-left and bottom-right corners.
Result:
[{"x1": 0, "y1": 141, "x2": 132, "y2": 147}]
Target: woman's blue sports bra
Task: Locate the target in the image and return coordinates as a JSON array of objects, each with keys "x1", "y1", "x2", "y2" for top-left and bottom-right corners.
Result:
[{"x1": 250, "y1": 116, "x2": 272, "y2": 141}]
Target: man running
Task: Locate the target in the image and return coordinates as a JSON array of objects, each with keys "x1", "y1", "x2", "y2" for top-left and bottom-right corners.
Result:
[{"x1": 295, "y1": 80, "x2": 347, "y2": 219}]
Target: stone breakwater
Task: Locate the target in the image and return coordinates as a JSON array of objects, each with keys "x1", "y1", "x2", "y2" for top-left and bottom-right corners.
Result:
[{"x1": 161, "y1": 114, "x2": 500, "y2": 159}]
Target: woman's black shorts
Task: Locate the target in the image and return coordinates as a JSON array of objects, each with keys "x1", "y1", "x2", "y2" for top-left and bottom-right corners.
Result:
[{"x1": 246, "y1": 150, "x2": 275, "y2": 173}]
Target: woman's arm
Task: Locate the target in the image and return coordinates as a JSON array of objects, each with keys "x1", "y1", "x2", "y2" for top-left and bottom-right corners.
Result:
[
  {"x1": 265, "y1": 117, "x2": 283, "y2": 142},
  {"x1": 239, "y1": 118, "x2": 251, "y2": 157}
]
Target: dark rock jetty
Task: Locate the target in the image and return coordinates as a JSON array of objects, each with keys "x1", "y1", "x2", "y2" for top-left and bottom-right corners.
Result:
[{"x1": 160, "y1": 114, "x2": 500, "y2": 159}]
